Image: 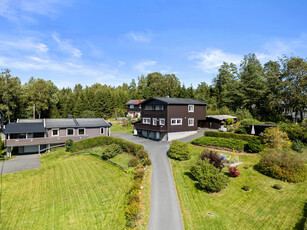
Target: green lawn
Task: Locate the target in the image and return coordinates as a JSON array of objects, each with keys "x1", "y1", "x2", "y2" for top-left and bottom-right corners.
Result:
[
  {"x1": 0, "y1": 150, "x2": 134, "y2": 230},
  {"x1": 110, "y1": 121, "x2": 134, "y2": 134},
  {"x1": 170, "y1": 144, "x2": 307, "y2": 230}
]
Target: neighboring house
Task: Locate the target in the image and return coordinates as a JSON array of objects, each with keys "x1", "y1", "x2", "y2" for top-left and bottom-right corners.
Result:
[
  {"x1": 4, "y1": 118, "x2": 111, "y2": 157},
  {"x1": 126, "y1": 100, "x2": 146, "y2": 118},
  {"x1": 203, "y1": 115, "x2": 237, "y2": 129},
  {"x1": 133, "y1": 97, "x2": 207, "y2": 141}
]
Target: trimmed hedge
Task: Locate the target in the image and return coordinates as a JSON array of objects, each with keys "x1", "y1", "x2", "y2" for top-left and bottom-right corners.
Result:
[
  {"x1": 72, "y1": 136, "x2": 144, "y2": 155},
  {"x1": 192, "y1": 136, "x2": 247, "y2": 151},
  {"x1": 204, "y1": 131, "x2": 260, "y2": 142}
]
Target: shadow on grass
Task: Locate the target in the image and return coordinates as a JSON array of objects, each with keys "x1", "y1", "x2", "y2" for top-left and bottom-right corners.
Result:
[{"x1": 294, "y1": 202, "x2": 307, "y2": 230}]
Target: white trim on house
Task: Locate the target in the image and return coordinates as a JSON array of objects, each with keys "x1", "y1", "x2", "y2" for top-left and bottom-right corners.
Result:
[
  {"x1": 51, "y1": 129, "x2": 59, "y2": 136},
  {"x1": 143, "y1": 118, "x2": 151, "y2": 124},
  {"x1": 78, "y1": 128, "x2": 86, "y2": 135},
  {"x1": 159, "y1": 118, "x2": 165, "y2": 126},
  {"x1": 66, "y1": 128, "x2": 74, "y2": 136},
  {"x1": 188, "y1": 118, "x2": 194, "y2": 126},
  {"x1": 188, "y1": 104, "x2": 194, "y2": 113},
  {"x1": 171, "y1": 118, "x2": 182, "y2": 125}
]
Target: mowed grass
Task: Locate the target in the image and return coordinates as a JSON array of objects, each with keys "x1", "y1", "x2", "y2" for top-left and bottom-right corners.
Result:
[
  {"x1": 0, "y1": 151, "x2": 134, "y2": 230},
  {"x1": 170, "y1": 144, "x2": 307, "y2": 230},
  {"x1": 110, "y1": 121, "x2": 134, "y2": 134}
]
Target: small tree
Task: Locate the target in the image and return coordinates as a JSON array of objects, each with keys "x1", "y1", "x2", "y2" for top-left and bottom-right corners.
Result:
[
  {"x1": 225, "y1": 118, "x2": 234, "y2": 125},
  {"x1": 168, "y1": 140, "x2": 191, "y2": 161},
  {"x1": 263, "y1": 127, "x2": 291, "y2": 149},
  {"x1": 65, "y1": 139, "x2": 74, "y2": 152},
  {"x1": 101, "y1": 144, "x2": 122, "y2": 160}
]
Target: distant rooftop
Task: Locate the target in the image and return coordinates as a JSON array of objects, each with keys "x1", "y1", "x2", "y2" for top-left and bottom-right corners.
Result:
[
  {"x1": 126, "y1": 99, "x2": 146, "y2": 105},
  {"x1": 144, "y1": 97, "x2": 207, "y2": 105},
  {"x1": 207, "y1": 115, "x2": 237, "y2": 121}
]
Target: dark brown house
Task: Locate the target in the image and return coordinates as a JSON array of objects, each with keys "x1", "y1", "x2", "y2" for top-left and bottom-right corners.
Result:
[
  {"x1": 133, "y1": 97, "x2": 207, "y2": 141},
  {"x1": 126, "y1": 100, "x2": 146, "y2": 118}
]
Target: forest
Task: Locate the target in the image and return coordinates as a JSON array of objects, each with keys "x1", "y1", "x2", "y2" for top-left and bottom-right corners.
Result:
[{"x1": 0, "y1": 53, "x2": 306, "y2": 123}]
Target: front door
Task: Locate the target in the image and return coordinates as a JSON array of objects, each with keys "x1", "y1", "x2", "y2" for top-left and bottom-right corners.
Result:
[{"x1": 156, "y1": 132, "x2": 160, "y2": 140}]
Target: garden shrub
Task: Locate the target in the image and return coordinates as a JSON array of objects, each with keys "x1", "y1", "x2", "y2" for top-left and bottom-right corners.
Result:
[
  {"x1": 128, "y1": 158, "x2": 139, "y2": 167},
  {"x1": 291, "y1": 140, "x2": 304, "y2": 153},
  {"x1": 125, "y1": 201, "x2": 139, "y2": 227},
  {"x1": 190, "y1": 159, "x2": 229, "y2": 193},
  {"x1": 272, "y1": 184, "x2": 282, "y2": 190},
  {"x1": 242, "y1": 185, "x2": 250, "y2": 191},
  {"x1": 280, "y1": 122, "x2": 307, "y2": 144},
  {"x1": 204, "y1": 131, "x2": 260, "y2": 142},
  {"x1": 130, "y1": 179, "x2": 142, "y2": 192},
  {"x1": 129, "y1": 189, "x2": 140, "y2": 203},
  {"x1": 101, "y1": 144, "x2": 122, "y2": 160},
  {"x1": 136, "y1": 150, "x2": 149, "y2": 159},
  {"x1": 72, "y1": 136, "x2": 144, "y2": 154},
  {"x1": 234, "y1": 126, "x2": 248, "y2": 134},
  {"x1": 256, "y1": 152, "x2": 307, "y2": 183},
  {"x1": 225, "y1": 118, "x2": 234, "y2": 125},
  {"x1": 240, "y1": 118, "x2": 261, "y2": 126},
  {"x1": 244, "y1": 139, "x2": 265, "y2": 153},
  {"x1": 168, "y1": 140, "x2": 191, "y2": 161},
  {"x1": 0, "y1": 136, "x2": 4, "y2": 150},
  {"x1": 142, "y1": 158, "x2": 152, "y2": 166},
  {"x1": 134, "y1": 168, "x2": 145, "y2": 180},
  {"x1": 263, "y1": 127, "x2": 291, "y2": 149},
  {"x1": 199, "y1": 149, "x2": 224, "y2": 172},
  {"x1": 228, "y1": 166, "x2": 240, "y2": 177},
  {"x1": 65, "y1": 139, "x2": 74, "y2": 152},
  {"x1": 192, "y1": 136, "x2": 247, "y2": 151}
]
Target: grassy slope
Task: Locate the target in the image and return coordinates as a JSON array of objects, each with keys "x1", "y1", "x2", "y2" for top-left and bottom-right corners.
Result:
[
  {"x1": 170, "y1": 144, "x2": 307, "y2": 230},
  {"x1": 0, "y1": 151, "x2": 133, "y2": 230},
  {"x1": 110, "y1": 121, "x2": 134, "y2": 134}
]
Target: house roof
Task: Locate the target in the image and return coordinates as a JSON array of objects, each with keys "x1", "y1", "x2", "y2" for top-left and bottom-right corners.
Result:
[
  {"x1": 4, "y1": 122, "x2": 45, "y2": 134},
  {"x1": 206, "y1": 115, "x2": 237, "y2": 121},
  {"x1": 142, "y1": 97, "x2": 207, "y2": 105},
  {"x1": 126, "y1": 99, "x2": 146, "y2": 105}
]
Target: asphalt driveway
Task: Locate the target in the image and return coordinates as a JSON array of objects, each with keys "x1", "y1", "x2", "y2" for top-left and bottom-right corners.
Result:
[
  {"x1": 0, "y1": 154, "x2": 41, "y2": 174},
  {"x1": 112, "y1": 133, "x2": 184, "y2": 230}
]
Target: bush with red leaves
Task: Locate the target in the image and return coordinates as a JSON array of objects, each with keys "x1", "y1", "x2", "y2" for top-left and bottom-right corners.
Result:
[{"x1": 228, "y1": 166, "x2": 240, "y2": 177}]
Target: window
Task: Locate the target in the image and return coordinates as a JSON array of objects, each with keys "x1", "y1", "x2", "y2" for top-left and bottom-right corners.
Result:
[
  {"x1": 155, "y1": 105, "x2": 164, "y2": 111},
  {"x1": 188, "y1": 118, "x2": 194, "y2": 126},
  {"x1": 143, "y1": 118, "x2": 151, "y2": 124},
  {"x1": 78, "y1": 128, "x2": 85, "y2": 135},
  {"x1": 129, "y1": 105, "x2": 134, "y2": 109},
  {"x1": 159, "y1": 118, "x2": 165, "y2": 126},
  {"x1": 171, "y1": 118, "x2": 182, "y2": 125},
  {"x1": 153, "y1": 118, "x2": 157, "y2": 126},
  {"x1": 188, "y1": 105, "x2": 194, "y2": 112},
  {"x1": 67, "y1": 128, "x2": 74, "y2": 136},
  {"x1": 100, "y1": 127, "x2": 104, "y2": 134},
  {"x1": 52, "y1": 129, "x2": 59, "y2": 136},
  {"x1": 145, "y1": 105, "x2": 153, "y2": 110}
]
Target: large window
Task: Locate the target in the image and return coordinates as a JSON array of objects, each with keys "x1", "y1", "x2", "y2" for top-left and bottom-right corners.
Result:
[
  {"x1": 188, "y1": 118, "x2": 194, "y2": 126},
  {"x1": 78, "y1": 128, "x2": 85, "y2": 135},
  {"x1": 159, "y1": 118, "x2": 165, "y2": 126},
  {"x1": 171, "y1": 118, "x2": 182, "y2": 125},
  {"x1": 52, "y1": 129, "x2": 59, "y2": 136},
  {"x1": 67, "y1": 128, "x2": 74, "y2": 136},
  {"x1": 143, "y1": 118, "x2": 151, "y2": 124},
  {"x1": 145, "y1": 105, "x2": 153, "y2": 110},
  {"x1": 188, "y1": 105, "x2": 194, "y2": 112},
  {"x1": 155, "y1": 105, "x2": 164, "y2": 111},
  {"x1": 153, "y1": 118, "x2": 157, "y2": 126}
]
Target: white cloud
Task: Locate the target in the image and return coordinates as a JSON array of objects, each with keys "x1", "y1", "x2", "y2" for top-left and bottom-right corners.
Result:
[
  {"x1": 125, "y1": 30, "x2": 152, "y2": 43},
  {"x1": 0, "y1": 0, "x2": 72, "y2": 21},
  {"x1": 0, "y1": 38, "x2": 48, "y2": 53},
  {"x1": 118, "y1": 61, "x2": 125, "y2": 67},
  {"x1": 189, "y1": 49, "x2": 242, "y2": 73},
  {"x1": 52, "y1": 33, "x2": 82, "y2": 57},
  {"x1": 134, "y1": 60, "x2": 157, "y2": 74}
]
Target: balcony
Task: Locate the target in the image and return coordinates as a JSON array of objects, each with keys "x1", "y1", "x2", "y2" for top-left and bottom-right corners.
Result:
[
  {"x1": 5, "y1": 135, "x2": 90, "y2": 147},
  {"x1": 133, "y1": 123, "x2": 167, "y2": 132}
]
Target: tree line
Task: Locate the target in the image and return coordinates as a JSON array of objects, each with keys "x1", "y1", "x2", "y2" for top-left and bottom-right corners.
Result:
[{"x1": 0, "y1": 54, "x2": 306, "y2": 123}]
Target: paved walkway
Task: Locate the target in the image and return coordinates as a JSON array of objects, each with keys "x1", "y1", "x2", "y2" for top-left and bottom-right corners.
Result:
[
  {"x1": 0, "y1": 154, "x2": 41, "y2": 174},
  {"x1": 112, "y1": 133, "x2": 184, "y2": 230}
]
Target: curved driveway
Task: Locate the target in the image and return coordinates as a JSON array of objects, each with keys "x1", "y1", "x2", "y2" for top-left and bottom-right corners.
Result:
[{"x1": 112, "y1": 133, "x2": 184, "y2": 230}]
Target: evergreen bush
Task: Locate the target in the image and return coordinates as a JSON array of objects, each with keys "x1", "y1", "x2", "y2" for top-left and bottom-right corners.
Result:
[
  {"x1": 244, "y1": 139, "x2": 265, "y2": 153},
  {"x1": 168, "y1": 140, "x2": 191, "y2": 161},
  {"x1": 291, "y1": 140, "x2": 304, "y2": 153},
  {"x1": 101, "y1": 144, "x2": 122, "y2": 160},
  {"x1": 65, "y1": 139, "x2": 74, "y2": 152},
  {"x1": 128, "y1": 158, "x2": 139, "y2": 167}
]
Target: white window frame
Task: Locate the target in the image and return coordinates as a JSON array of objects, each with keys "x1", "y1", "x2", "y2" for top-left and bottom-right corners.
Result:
[
  {"x1": 159, "y1": 118, "x2": 165, "y2": 126},
  {"x1": 51, "y1": 129, "x2": 59, "y2": 137},
  {"x1": 188, "y1": 118, "x2": 194, "y2": 126},
  {"x1": 100, "y1": 127, "x2": 104, "y2": 134},
  {"x1": 171, "y1": 118, "x2": 182, "y2": 125},
  {"x1": 143, "y1": 118, "x2": 151, "y2": 124},
  {"x1": 153, "y1": 118, "x2": 157, "y2": 126},
  {"x1": 78, "y1": 128, "x2": 86, "y2": 135},
  {"x1": 188, "y1": 104, "x2": 194, "y2": 113},
  {"x1": 66, "y1": 128, "x2": 74, "y2": 136}
]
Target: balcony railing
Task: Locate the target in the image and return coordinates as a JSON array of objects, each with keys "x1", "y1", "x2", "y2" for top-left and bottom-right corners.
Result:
[
  {"x1": 133, "y1": 123, "x2": 167, "y2": 132},
  {"x1": 5, "y1": 135, "x2": 89, "y2": 147}
]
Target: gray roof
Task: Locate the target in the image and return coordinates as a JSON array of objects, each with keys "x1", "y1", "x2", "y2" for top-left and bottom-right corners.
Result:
[
  {"x1": 144, "y1": 97, "x2": 207, "y2": 105},
  {"x1": 5, "y1": 122, "x2": 45, "y2": 134}
]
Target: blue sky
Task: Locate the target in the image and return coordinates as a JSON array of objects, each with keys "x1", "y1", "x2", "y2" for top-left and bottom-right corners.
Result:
[{"x1": 0, "y1": 0, "x2": 306, "y2": 89}]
